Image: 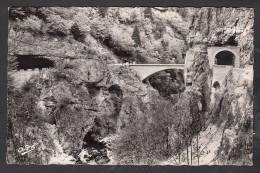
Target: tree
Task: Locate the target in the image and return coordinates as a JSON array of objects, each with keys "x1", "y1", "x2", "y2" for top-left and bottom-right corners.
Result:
[
  {"x1": 132, "y1": 25, "x2": 142, "y2": 47},
  {"x1": 98, "y1": 7, "x2": 109, "y2": 18},
  {"x1": 9, "y1": 7, "x2": 27, "y2": 21},
  {"x1": 144, "y1": 8, "x2": 153, "y2": 20},
  {"x1": 109, "y1": 95, "x2": 175, "y2": 164},
  {"x1": 133, "y1": 50, "x2": 147, "y2": 63},
  {"x1": 70, "y1": 23, "x2": 85, "y2": 42},
  {"x1": 8, "y1": 55, "x2": 19, "y2": 71}
]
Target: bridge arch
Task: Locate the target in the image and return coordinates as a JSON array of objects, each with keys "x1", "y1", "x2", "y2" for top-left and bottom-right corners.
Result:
[
  {"x1": 128, "y1": 64, "x2": 185, "y2": 81},
  {"x1": 142, "y1": 68, "x2": 184, "y2": 82},
  {"x1": 145, "y1": 68, "x2": 186, "y2": 99}
]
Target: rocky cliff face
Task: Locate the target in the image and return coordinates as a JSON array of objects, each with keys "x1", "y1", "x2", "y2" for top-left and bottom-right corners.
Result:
[
  {"x1": 7, "y1": 7, "x2": 253, "y2": 165},
  {"x1": 7, "y1": 58, "x2": 163, "y2": 164},
  {"x1": 186, "y1": 8, "x2": 254, "y2": 66}
]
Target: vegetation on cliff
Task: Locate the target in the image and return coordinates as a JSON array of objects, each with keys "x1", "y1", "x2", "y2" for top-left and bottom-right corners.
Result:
[{"x1": 7, "y1": 7, "x2": 253, "y2": 165}]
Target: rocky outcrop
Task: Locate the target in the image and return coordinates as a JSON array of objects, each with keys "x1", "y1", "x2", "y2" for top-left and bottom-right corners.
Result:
[
  {"x1": 187, "y1": 7, "x2": 253, "y2": 67},
  {"x1": 7, "y1": 58, "x2": 164, "y2": 164},
  {"x1": 7, "y1": 7, "x2": 254, "y2": 165}
]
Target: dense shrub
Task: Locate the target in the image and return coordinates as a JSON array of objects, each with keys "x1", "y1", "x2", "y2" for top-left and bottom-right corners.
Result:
[
  {"x1": 47, "y1": 23, "x2": 67, "y2": 37},
  {"x1": 132, "y1": 25, "x2": 142, "y2": 47},
  {"x1": 98, "y1": 7, "x2": 109, "y2": 18},
  {"x1": 9, "y1": 8, "x2": 27, "y2": 21},
  {"x1": 70, "y1": 23, "x2": 86, "y2": 42},
  {"x1": 144, "y1": 8, "x2": 153, "y2": 20},
  {"x1": 148, "y1": 69, "x2": 185, "y2": 100},
  {"x1": 46, "y1": 15, "x2": 72, "y2": 37},
  {"x1": 109, "y1": 97, "x2": 174, "y2": 164}
]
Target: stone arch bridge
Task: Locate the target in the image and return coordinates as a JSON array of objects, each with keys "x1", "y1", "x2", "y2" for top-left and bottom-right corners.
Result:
[
  {"x1": 110, "y1": 64, "x2": 185, "y2": 81},
  {"x1": 110, "y1": 46, "x2": 241, "y2": 87}
]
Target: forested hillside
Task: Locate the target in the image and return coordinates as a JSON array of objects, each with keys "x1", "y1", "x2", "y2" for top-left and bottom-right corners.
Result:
[{"x1": 7, "y1": 7, "x2": 253, "y2": 165}]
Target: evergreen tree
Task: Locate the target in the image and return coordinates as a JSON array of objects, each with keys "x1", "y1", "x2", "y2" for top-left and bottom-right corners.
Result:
[
  {"x1": 132, "y1": 25, "x2": 142, "y2": 47},
  {"x1": 70, "y1": 23, "x2": 85, "y2": 42},
  {"x1": 8, "y1": 55, "x2": 19, "y2": 71},
  {"x1": 98, "y1": 7, "x2": 108, "y2": 18},
  {"x1": 144, "y1": 7, "x2": 153, "y2": 20},
  {"x1": 134, "y1": 50, "x2": 147, "y2": 63}
]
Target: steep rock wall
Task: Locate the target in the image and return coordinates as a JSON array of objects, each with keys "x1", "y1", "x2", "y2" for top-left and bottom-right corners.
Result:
[{"x1": 7, "y1": 7, "x2": 254, "y2": 165}]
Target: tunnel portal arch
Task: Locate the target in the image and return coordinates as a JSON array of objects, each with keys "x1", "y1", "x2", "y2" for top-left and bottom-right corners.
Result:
[
  {"x1": 16, "y1": 55, "x2": 54, "y2": 70},
  {"x1": 207, "y1": 47, "x2": 240, "y2": 68},
  {"x1": 213, "y1": 81, "x2": 220, "y2": 89},
  {"x1": 215, "y1": 51, "x2": 235, "y2": 66}
]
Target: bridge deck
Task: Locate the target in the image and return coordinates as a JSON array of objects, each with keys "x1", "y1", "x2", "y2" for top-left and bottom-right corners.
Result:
[
  {"x1": 111, "y1": 64, "x2": 184, "y2": 67},
  {"x1": 109, "y1": 64, "x2": 185, "y2": 80}
]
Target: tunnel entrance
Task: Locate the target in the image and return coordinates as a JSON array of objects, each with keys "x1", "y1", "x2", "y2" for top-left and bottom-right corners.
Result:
[
  {"x1": 83, "y1": 131, "x2": 106, "y2": 150},
  {"x1": 16, "y1": 55, "x2": 54, "y2": 70},
  {"x1": 215, "y1": 51, "x2": 235, "y2": 66},
  {"x1": 82, "y1": 131, "x2": 110, "y2": 164},
  {"x1": 213, "y1": 81, "x2": 220, "y2": 89}
]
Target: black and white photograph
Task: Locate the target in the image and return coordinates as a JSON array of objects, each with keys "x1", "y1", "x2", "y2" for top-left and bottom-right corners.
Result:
[{"x1": 7, "y1": 7, "x2": 254, "y2": 165}]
